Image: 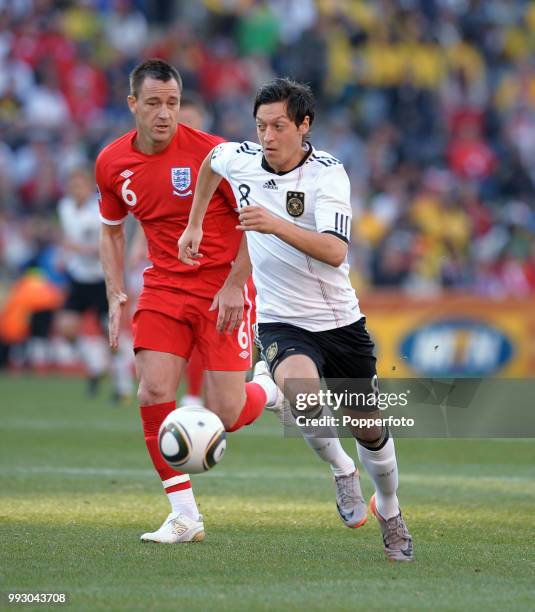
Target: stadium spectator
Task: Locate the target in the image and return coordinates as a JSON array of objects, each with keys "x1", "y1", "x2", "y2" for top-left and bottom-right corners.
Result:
[
  {"x1": 103, "y1": 0, "x2": 148, "y2": 60},
  {"x1": 55, "y1": 166, "x2": 133, "y2": 400},
  {"x1": 0, "y1": 0, "x2": 533, "y2": 313},
  {"x1": 23, "y1": 60, "x2": 70, "y2": 130}
]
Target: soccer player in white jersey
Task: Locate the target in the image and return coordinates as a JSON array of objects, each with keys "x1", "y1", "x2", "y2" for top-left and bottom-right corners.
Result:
[
  {"x1": 179, "y1": 78, "x2": 413, "y2": 561},
  {"x1": 56, "y1": 167, "x2": 133, "y2": 400}
]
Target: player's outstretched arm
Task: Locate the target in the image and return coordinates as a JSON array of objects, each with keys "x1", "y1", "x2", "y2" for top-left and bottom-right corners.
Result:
[
  {"x1": 100, "y1": 223, "x2": 128, "y2": 350},
  {"x1": 178, "y1": 151, "x2": 223, "y2": 266}
]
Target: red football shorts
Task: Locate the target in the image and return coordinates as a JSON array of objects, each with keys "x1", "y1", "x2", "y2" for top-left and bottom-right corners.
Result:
[{"x1": 132, "y1": 283, "x2": 255, "y2": 371}]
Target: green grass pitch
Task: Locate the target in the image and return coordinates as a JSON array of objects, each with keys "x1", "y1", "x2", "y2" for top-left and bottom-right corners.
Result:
[{"x1": 1, "y1": 374, "x2": 534, "y2": 611}]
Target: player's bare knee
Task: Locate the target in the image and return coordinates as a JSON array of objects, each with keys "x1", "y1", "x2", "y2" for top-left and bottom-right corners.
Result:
[
  {"x1": 356, "y1": 426, "x2": 383, "y2": 442},
  {"x1": 137, "y1": 379, "x2": 169, "y2": 406},
  {"x1": 343, "y1": 408, "x2": 383, "y2": 441},
  {"x1": 274, "y1": 356, "x2": 320, "y2": 414},
  {"x1": 284, "y1": 381, "x2": 321, "y2": 419}
]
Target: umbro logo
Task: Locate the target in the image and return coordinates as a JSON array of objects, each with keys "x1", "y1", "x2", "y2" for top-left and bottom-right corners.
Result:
[
  {"x1": 239, "y1": 350, "x2": 249, "y2": 359},
  {"x1": 120, "y1": 169, "x2": 133, "y2": 179},
  {"x1": 262, "y1": 179, "x2": 278, "y2": 190},
  {"x1": 171, "y1": 520, "x2": 188, "y2": 536}
]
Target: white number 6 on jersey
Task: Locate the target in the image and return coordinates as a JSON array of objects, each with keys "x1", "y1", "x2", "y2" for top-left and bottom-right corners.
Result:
[
  {"x1": 237, "y1": 321, "x2": 249, "y2": 349},
  {"x1": 121, "y1": 178, "x2": 137, "y2": 206}
]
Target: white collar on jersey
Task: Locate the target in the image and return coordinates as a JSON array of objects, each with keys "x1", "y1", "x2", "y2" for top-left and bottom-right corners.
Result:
[{"x1": 261, "y1": 141, "x2": 313, "y2": 175}]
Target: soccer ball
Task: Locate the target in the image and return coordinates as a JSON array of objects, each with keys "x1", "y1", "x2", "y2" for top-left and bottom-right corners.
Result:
[{"x1": 158, "y1": 405, "x2": 227, "y2": 474}]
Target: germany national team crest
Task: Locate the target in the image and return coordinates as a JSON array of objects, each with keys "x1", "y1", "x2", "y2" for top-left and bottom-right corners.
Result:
[
  {"x1": 286, "y1": 191, "x2": 305, "y2": 217},
  {"x1": 265, "y1": 342, "x2": 278, "y2": 363},
  {"x1": 171, "y1": 167, "x2": 192, "y2": 197}
]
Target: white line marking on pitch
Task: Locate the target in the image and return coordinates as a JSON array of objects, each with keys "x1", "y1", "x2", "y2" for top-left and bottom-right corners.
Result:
[{"x1": 1, "y1": 466, "x2": 534, "y2": 490}]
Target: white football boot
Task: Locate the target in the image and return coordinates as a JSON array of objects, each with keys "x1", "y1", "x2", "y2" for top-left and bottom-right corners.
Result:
[
  {"x1": 140, "y1": 512, "x2": 205, "y2": 544},
  {"x1": 252, "y1": 360, "x2": 286, "y2": 415},
  {"x1": 334, "y1": 470, "x2": 368, "y2": 529},
  {"x1": 370, "y1": 495, "x2": 413, "y2": 562}
]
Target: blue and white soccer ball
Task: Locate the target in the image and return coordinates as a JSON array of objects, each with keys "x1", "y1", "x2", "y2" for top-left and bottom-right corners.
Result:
[{"x1": 158, "y1": 405, "x2": 227, "y2": 474}]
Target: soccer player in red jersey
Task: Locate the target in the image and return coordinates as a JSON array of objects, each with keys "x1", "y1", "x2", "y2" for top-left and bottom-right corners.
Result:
[
  {"x1": 97, "y1": 59, "x2": 281, "y2": 544},
  {"x1": 127, "y1": 92, "x2": 212, "y2": 408}
]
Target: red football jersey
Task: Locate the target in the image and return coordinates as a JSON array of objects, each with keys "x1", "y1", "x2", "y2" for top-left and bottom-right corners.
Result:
[{"x1": 96, "y1": 124, "x2": 240, "y2": 300}]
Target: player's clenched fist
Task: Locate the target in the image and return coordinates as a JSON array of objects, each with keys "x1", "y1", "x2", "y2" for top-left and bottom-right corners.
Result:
[
  {"x1": 178, "y1": 225, "x2": 204, "y2": 266},
  {"x1": 108, "y1": 291, "x2": 128, "y2": 350},
  {"x1": 237, "y1": 206, "x2": 280, "y2": 234}
]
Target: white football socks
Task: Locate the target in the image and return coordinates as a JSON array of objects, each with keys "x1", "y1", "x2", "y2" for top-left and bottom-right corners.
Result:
[
  {"x1": 167, "y1": 488, "x2": 200, "y2": 521},
  {"x1": 357, "y1": 437, "x2": 399, "y2": 519},
  {"x1": 254, "y1": 376, "x2": 279, "y2": 406},
  {"x1": 283, "y1": 404, "x2": 356, "y2": 477},
  {"x1": 302, "y1": 432, "x2": 356, "y2": 477}
]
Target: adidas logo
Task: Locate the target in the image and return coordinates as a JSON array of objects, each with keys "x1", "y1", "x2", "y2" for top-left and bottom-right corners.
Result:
[
  {"x1": 262, "y1": 179, "x2": 278, "y2": 190},
  {"x1": 120, "y1": 169, "x2": 133, "y2": 179}
]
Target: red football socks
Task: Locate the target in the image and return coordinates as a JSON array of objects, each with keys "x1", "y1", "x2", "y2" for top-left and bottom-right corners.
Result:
[
  {"x1": 226, "y1": 382, "x2": 267, "y2": 432},
  {"x1": 140, "y1": 401, "x2": 191, "y2": 493}
]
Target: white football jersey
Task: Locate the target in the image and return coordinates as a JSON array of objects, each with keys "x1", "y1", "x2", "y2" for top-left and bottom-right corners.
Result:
[
  {"x1": 210, "y1": 141, "x2": 362, "y2": 331},
  {"x1": 58, "y1": 195, "x2": 104, "y2": 283}
]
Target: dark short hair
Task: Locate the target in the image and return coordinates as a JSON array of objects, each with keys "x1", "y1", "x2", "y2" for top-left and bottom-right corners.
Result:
[
  {"x1": 129, "y1": 58, "x2": 183, "y2": 98},
  {"x1": 253, "y1": 78, "x2": 315, "y2": 128}
]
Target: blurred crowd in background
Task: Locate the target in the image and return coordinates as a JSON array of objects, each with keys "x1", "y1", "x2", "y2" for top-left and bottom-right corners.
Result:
[{"x1": 1, "y1": 0, "x2": 535, "y2": 310}]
